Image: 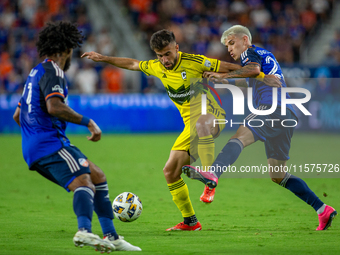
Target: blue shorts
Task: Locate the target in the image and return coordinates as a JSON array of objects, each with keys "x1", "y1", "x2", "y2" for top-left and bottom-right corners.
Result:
[
  {"x1": 244, "y1": 105, "x2": 298, "y2": 161},
  {"x1": 31, "y1": 146, "x2": 91, "y2": 192}
]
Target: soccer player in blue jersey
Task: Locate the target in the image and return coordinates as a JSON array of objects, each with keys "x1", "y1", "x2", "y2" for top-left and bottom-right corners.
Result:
[
  {"x1": 182, "y1": 25, "x2": 337, "y2": 231},
  {"x1": 12, "y1": 21, "x2": 141, "y2": 252}
]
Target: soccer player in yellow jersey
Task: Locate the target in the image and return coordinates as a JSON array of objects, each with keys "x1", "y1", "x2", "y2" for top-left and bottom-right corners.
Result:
[{"x1": 82, "y1": 29, "x2": 271, "y2": 231}]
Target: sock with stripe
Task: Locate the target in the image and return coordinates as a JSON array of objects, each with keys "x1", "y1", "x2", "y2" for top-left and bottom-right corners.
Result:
[
  {"x1": 198, "y1": 135, "x2": 215, "y2": 172},
  {"x1": 212, "y1": 138, "x2": 244, "y2": 178},
  {"x1": 94, "y1": 182, "x2": 119, "y2": 240},
  {"x1": 279, "y1": 173, "x2": 324, "y2": 212},
  {"x1": 73, "y1": 186, "x2": 94, "y2": 232},
  {"x1": 168, "y1": 178, "x2": 197, "y2": 226}
]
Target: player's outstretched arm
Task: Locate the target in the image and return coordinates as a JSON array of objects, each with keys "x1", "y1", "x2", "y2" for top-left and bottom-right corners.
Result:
[
  {"x1": 13, "y1": 106, "x2": 21, "y2": 127},
  {"x1": 46, "y1": 97, "x2": 102, "y2": 142},
  {"x1": 204, "y1": 64, "x2": 281, "y2": 87},
  {"x1": 218, "y1": 61, "x2": 242, "y2": 73},
  {"x1": 81, "y1": 51, "x2": 141, "y2": 71},
  {"x1": 205, "y1": 64, "x2": 260, "y2": 79}
]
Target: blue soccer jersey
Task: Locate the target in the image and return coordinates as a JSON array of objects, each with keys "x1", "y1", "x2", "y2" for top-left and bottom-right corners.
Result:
[
  {"x1": 240, "y1": 45, "x2": 296, "y2": 116},
  {"x1": 19, "y1": 59, "x2": 70, "y2": 168}
]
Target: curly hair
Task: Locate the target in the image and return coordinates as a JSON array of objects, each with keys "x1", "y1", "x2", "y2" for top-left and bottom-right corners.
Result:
[
  {"x1": 36, "y1": 21, "x2": 84, "y2": 57},
  {"x1": 150, "y1": 29, "x2": 176, "y2": 51}
]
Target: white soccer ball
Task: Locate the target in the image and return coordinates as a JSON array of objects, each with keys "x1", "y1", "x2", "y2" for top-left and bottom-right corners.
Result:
[{"x1": 112, "y1": 192, "x2": 143, "y2": 222}]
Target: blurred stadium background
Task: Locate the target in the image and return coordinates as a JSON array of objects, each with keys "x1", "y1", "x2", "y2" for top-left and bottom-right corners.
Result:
[
  {"x1": 0, "y1": 0, "x2": 339, "y2": 133},
  {"x1": 1, "y1": 2, "x2": 339, "y2": 254}
]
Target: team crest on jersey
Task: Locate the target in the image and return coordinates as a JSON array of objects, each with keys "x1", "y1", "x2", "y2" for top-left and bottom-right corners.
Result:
[
  {"x1": 78, "y1": 158, "x2": 89, "y2": 167},
  {"x1": 204, "y1": 59, "x2": 211, "y2": 68},
  {"x1": 52, "y1": 85, "x2": 64, "y2": 94},
  {"x1": 181, "y1": 71, "x2": 187, "y2": 80}
]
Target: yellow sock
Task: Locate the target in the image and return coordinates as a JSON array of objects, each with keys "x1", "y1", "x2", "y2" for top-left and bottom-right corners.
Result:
[
  {"x1": 168, "y1": 178, "x2": 195, "y2": 217},
  {"x1": 198, "y1": 134, "x2": 215, "y2": 171}
]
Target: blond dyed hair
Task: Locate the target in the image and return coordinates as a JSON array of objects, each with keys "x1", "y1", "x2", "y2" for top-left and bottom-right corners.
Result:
[{"x1": 220, "y1": 25, "x2": 252, "y2": 45}]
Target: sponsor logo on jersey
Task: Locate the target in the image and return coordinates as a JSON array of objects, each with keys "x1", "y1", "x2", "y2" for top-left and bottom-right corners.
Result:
[
  {"x1": 181, "y1": 71, "x2": 187, "y2": 80},
  {"x1": 242, "y1": 58, "x2": 249, "y2": 64},
  {"x1": 78, "y1": 158, "x2": 89, "y2": 167},
  {"x1": 166, "y1": 84, "x2": 195, "y2": 105},
  {"x1": 52, "y1": 85, "x2": 64, "y2": 94},
  {"x1": 204, "y1": 59, "x2": 211, "y2": 68}
]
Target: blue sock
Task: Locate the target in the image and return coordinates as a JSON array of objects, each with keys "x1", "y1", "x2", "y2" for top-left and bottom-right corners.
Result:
[
  {"x1": 280, "y1": 173, "x2": 324, "y2": 212},
  {"x1": 94, "y1": 182, "x2": 119, "y2": 240},
  {"x1": 73, "y1": 186, "x2": 94, "y2": 232},
  {"x1": 212, "y1": 138, "x2": 244, "y2": 178}
]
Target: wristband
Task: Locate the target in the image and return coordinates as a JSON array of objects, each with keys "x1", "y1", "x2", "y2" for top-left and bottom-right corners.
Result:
[
  {"x1": 80, "y1": 116, "x2": 90, "y2": 126},
  {"x1": 256, "y1": 72, "x2": 265, "y2": 79}
]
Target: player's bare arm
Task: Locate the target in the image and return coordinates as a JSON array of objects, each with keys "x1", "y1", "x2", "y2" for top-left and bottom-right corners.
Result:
[
  {"x1": 205, "y1": 64, "x2": 260, "y2": 79},
  {"x1": 46, "y1": 97, "x2": 102, "y2": 142},
  {"x1": 204, "y1": 66, "x2": 282, "y2": 88},
  {"x1": 218, "y1": 61, "x2": 241, "y2": 73},
  {"x1": 81, "y1": 51, "x2": 140, "y2": 71},
  {"x1": 13, "y1": 106, "x2": 21, "y2": 126}
]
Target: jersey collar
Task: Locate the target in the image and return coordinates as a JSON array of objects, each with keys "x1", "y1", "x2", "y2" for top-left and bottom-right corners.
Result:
[{"x1": 172, "y1": 51, "x2": 183, "y2": 71}]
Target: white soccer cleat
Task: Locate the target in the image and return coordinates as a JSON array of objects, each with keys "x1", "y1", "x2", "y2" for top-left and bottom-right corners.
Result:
[
  {"x1": 104, "y1": 235, "x2": 142, "y2": 251},
  {"x1": 73, "y1": 230, "x2": 115, "y2": 253}
]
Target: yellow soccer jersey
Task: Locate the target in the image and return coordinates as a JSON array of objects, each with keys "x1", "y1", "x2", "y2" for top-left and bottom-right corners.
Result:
[{"x1": 139, "y1": 51, "x2": 220, "y2": 121}]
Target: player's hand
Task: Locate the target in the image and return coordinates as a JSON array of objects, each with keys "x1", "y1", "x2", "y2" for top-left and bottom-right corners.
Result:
[
  {"x1": 203, "y1": 72, "x2": 230, "y2": 84},
  {"x1": 87, "y1": 119, "x2": 102, "y2": 142},
  {"x1": 81, "y1": 51, "x2": 105, "y2": 62},
  {"x1": 263, "y1": 75, "x2": 282, "y2": 87},
  {"x1": 202, "y1": 71, "x2": 224, "y2": 80}
]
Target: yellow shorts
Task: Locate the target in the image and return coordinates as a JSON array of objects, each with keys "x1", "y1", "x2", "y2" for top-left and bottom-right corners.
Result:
[{"x1": 171, "y1": 104, "x2": 226, "y2": 161}]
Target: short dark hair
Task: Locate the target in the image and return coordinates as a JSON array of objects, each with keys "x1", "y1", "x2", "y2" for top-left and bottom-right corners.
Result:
[
  {"x1": 150, "y1": 29, "x2": 176, "y2": 51},
  {"x1": 36, "y1": 21, "x2": 84, "y2": 57}
]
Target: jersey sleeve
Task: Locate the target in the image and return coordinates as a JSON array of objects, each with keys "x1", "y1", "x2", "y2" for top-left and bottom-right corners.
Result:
[
  {"x1": 241, "y1": 48, "x2": 262, "y2": 67},
  {"x1": 139, "y1": 60, "x2": 158, "y2": 77},
  {"x1": 197, "y1": 55, "x2": 220, "y2": 73},
  {"x1": 17, "y1": 98, "x2": 22, "y2": 108},
  {"x1": 39, "y1": 68, "x2": 66, "y2": 102}
]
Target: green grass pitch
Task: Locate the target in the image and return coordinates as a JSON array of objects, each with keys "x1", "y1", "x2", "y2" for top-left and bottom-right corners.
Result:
[{"x1": 0, "y1": 132, "x2": 339, "y2": 255}]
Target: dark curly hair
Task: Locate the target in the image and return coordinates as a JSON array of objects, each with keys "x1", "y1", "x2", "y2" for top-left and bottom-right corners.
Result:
[
  {"x1": 36, "y1": 21, "x2": 84, "y2": 57},
  {"x1": 150, "y1": 29, "x2": 176, "y2": 51}
]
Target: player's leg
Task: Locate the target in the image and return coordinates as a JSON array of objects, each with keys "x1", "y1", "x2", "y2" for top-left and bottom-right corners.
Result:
[
  {"x1": 86, "y1": 160, "x2": 118, "y2": 239},
  {"x1": 183, "y1": 124, "x2": 255, "y2": 186},
  {"x1": 68, "y1": 172, "x2": 115, "y2": 252},
  {"x1": 265, "y1": 121, "x2": 337, "y2": 230},
  {"x1": 213, "y1": 124, "x2": 255, "y2": 178},
  {"x1": 35, "y1": 147, "x2": 114, "y2": 253},
  {"x1": 88, "y1": 160, "x2": 141, "y2": 251},
  {"x1": 267, "y1": 157, "x2": 337, "y2": 230},
  {"x1": 195, "y1": 113, "x2": 218, "y2": 203},
  {"x1": 164, "y1": 150, "x2": 202, "y2": 231},
  {"x1": 196, "y1": 113, "x2": 218, "y2": 172},
  {"x1": 195, "y1": 108, "x2": 228, "y2": 202}
]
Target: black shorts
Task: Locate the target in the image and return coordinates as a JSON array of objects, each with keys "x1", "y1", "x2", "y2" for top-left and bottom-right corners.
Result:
[
  {"x1": 31, "y1": 146, "x2": 91, "y2": 192},
  {"x1": 244, "y1": 105, "x2": 298, "y2": 161}
]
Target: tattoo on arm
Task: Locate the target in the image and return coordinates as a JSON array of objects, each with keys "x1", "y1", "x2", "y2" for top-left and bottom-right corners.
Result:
[{"x1": 222, "y1": 64, "x2": 260, "y2": 78}]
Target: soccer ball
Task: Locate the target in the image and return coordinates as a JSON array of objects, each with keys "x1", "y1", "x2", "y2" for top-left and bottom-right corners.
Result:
[{"x1": 112, "y1": 192, "x2": 143, "y2": 222}]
